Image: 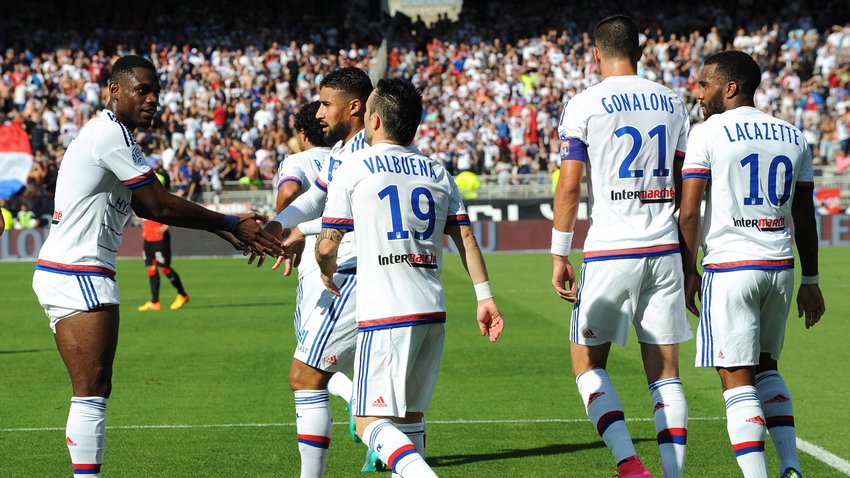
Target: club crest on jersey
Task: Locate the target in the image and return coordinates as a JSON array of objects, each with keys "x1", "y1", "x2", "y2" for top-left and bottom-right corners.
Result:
[
  {"x1": 131, "y1": 146, "x2": 146, "y2": 167},
  {"x1": 732, "y1": 216, "x2": 785, "y2": 232}
]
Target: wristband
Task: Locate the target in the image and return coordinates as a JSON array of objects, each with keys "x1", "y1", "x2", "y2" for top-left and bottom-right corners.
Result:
[
  {"x1": 474, "y1": 281, "x2": 493, "y2": 301},
  {"x1": 220, "y1": 214, "x2": 240, "y2": 233},
  {"x1": 551, "y1": 228, "x2": 573, "y2": 256},
  {"x1": 800, "y1": 274, "x2": 819, "y2": 285}
]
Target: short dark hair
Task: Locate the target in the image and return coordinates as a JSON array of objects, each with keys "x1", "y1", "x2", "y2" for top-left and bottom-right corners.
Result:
[
  {"x1": 294, "y1": 101, "x2": 326, "y2": 147},
  {"x1": 319, "y1": 67, "x2": 373, "y2": 103},
  {"x1": 593, "y1": 15, "x2": 641, "y2": 61},
  {"x1": 704, "y1": 50, "x2": 762, "y2": 97},
  {"x1": 110, "y1": 55, "x2": 156, "y2": 84},
  {"x1": 371, "y1": 79, "x2": 422, "y2": 146}
]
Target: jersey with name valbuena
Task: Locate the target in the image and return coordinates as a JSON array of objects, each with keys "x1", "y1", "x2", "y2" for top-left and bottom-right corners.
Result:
[
  {"x1": 683, "y1": 106, "x2": 813, "y2": 271},
  {"x1": 558, "y1": 75, "x2": 689, "y2": 261},
  {"x1": 322, "y1": 142, "x2": 470, "y2": 331},
  {"x1": 314, "y1": 130, "x2": 368, "y2": 271},
  {"x1": 37, "y1": 110, "x2": 155, "y2": 278},
  {"x1": 275, "y1": 146, "x2": 330, "y2": 280}
]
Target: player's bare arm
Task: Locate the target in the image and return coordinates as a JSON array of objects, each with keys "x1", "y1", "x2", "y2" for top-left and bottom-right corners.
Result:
[
  {"x1": 276, "y1": 181, "x2": 302, "y2": 214},
  {"x1": 130, "y1": 179, "x2": 284, "y2": 256},
  {"x1": 551, "y1": 158, "x2": 584, "y2": 302},
  {"x1": 791, "y1": 188, "x2": 825, "y2": 328},
  {"x1": 678, "y1": 176, "x2": 707, "y2": 317},
  {"x1": 446, "y1": 223, "x2": 504, "y2": 342},
  {"x1": 315, "y1": 227, "x2": 346, "y2": 296}
]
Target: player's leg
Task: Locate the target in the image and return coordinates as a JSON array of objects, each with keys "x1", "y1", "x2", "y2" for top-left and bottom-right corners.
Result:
[
  {"x1": 636, "y1": 254, "x2": 692, "y2": 478},
  {"x1": 291, "y1": 271, "x2": 360, "y2": 477},
  {"x1": 54, "y1": 306, "x2": 120, "y2": 478},
  {"x1": 699, "y1": 270, "x2": 768, "y2": 478},
  {"x1": 719, "y1": 367, "x2": 768, "y2": 478},
  {"x1": 641, "y1": 344, "x2": 687, "y2": 478},
  {"x1": 570, "y1": 260, "x2": 647, "y2": 476},
  {"x1": 138, "y1": 242, "x2": 161, "y2": 311},
  {"x1": 290, "y1": 359, "x2": 335, "y2": 478},
  {"x1": 157, "y1": 237, "x2": 188, "y2": 310},
  {"x1": 755, "y1": 269, "x2": 799, "y2": 478},
  {"x1": 755, "y1": 358, "x2": 799, "y2": 478},
  {"x1": 352, "y1": 325, "x2": 440, "y2": 478}
]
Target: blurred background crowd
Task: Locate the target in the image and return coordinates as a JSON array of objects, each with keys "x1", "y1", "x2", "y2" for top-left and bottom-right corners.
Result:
[{"x1": 1, "y1": 0, "x2": 849, "y2": 228}]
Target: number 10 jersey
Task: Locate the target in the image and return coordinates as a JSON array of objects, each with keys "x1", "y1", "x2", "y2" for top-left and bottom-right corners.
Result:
[{"x1": 683, "y1": 106, "x2": 813, "y2": 270}]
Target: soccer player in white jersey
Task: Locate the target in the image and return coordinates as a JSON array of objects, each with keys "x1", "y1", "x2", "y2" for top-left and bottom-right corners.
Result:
[
  {"x1": 262, "y1": 67, "x2": 373, "y2": 477},
  {"x1": 679, "y1": 50, "x2": 825, "y2": 478},
  {"x1": 551, "y1": 15, "x2": 693, "y2": 478},
  {"x1": 316, "y1": 78, "x2": 504, "y2": 478},
  {"x1": 269, "y1": 100, "x2": 375, "y2": 471},
  {"x1": 31, "y1": 55, "x2": 282, "y2": 478}
]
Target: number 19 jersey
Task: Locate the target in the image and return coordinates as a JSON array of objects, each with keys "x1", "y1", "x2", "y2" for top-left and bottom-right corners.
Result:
[
  {"x1": 558, "y1": 76, "x2": 689, "y2": 260},
  {"x1": 683, "y1": 106, "x2": 814, "y2": 270},
  {"x1": 321, "y1": 142, "x2": 469, "y2": 330}
]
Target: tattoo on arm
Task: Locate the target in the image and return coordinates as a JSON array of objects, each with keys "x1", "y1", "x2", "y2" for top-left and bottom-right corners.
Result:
[{"x1": 319, "y1": 228, "x2": 345, "y2": 244}]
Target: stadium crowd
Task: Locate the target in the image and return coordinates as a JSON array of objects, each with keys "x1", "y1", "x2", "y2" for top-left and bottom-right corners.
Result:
[{"x1": 1, "y1": 0, "x2": 849, "y2": 227}]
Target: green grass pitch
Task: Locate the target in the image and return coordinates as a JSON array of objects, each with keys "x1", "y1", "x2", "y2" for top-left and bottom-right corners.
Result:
[{"x1": 1, "y1": 249, "x2": 848, "y2": 477}]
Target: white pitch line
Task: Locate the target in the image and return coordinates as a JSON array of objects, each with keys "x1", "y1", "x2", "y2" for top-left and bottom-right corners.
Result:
[
  {"x1": 797, "y1": 438, "x2": 850, "y2": 476},
  {"x1": 1, "y1": 416, "x2": 726, "y2": 433},
  {"x1": 3, "y1": 417, "x2": 847, "y2": 475}
]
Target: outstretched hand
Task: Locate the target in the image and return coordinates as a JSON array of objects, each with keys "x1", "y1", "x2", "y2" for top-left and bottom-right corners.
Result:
[
  {"x1": 272, "y1": 226, "x2": 306, "y2": 276},
  {"x1": 477, "y1": 298, "x2": 504, "y2": 343},
  {"x1": 233, "y1": 213, "x2": 285, "y2": 256},
  {"x1": 797, "y1": 284, "x2": 825, "y2": 329}
]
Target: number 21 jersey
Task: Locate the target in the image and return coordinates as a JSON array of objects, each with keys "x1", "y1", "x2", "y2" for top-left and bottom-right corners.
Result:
[{"x1": 558, "y1": 76, "x2": 689, "y2": 260}]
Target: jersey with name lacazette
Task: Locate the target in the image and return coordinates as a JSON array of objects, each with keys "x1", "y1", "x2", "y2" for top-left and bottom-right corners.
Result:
[
  {"x1": 558, "y1": 75, "x2": 689, "y2": 262},
  {"x1": 37, "y1": 111, "x2": 155, "y2": 279},
  {"x1": 683, "y1": 106, "x2": 813, "y2": 271},
  {"x1": 321, "y1": 142, "x2": 470, "y2": 331},
  {"x1": 275, "y1": 146, "x2": 330, "y2": 279}
]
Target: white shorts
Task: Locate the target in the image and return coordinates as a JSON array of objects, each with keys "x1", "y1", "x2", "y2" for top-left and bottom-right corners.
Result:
[
  {"x1": 32, "y1": 269, "x2": 120, "y2": 332},
  {"x1": 292, "y1": 269, "x2": 358, "y2": 374},
  {"x1": 696, "y1": 269, "x2": 794, "y2": 368},
  {"x1": 351, "y1": 323, "x2": 445, "y2": 417},
  {"x1": 570, "y1": 254, "x2": 692, "y2": 346}
]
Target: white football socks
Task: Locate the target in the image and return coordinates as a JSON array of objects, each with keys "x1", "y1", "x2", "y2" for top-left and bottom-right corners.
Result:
[
  {"x1": 67, "y1": 396, "x2": 107, "y2": 478},
  {"x1": 649, "y1": 377, "x2": 688, "y2": 478},
  {"x1": 327, "y1": 372, "x2": 354, "y2": 404},
  {"x1": 576, "y1": 369, "x2": 637, "y2": 464},
  {"x1": 756, "y1": 371, "x2": 800, "y2": 474},
  {"x1": 724, "y1": 386, "x2": 768, "y2": 478},
  {"x1": 294, "y1": 390, "x2": 332, "y2": 478},
  {"x1": 364, "y1": 419, "x2": 436, "y2": 478}
]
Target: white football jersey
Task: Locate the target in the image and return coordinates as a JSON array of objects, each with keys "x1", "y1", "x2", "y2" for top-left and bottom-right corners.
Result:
[
  {"x1": 558, "y1": 75, "x2": 689, "y2": 261},
  {"x1": 314, "y1": 129, "x2": 368, "y2": 271},
  {"x1": 322, "y1": 142, "x2": 469, "y2": 330},
  {"x1": 275, "y1": 146, "x2": 330, "y2": 279},
  {"x1": 683, "y1": 106, "x2": 814, "y2": 271},
  {"x1": 37, "y1": 110, "x2": 154, "y2": 278}
]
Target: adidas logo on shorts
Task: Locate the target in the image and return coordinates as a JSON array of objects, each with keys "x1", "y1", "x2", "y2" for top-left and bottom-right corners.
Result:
[
  {"x1": 372, "y1": 396, "x2": 387, "y2": 408},
  {"x1": 583, "y1": 329, "x2": 597, "y2": 339}
]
